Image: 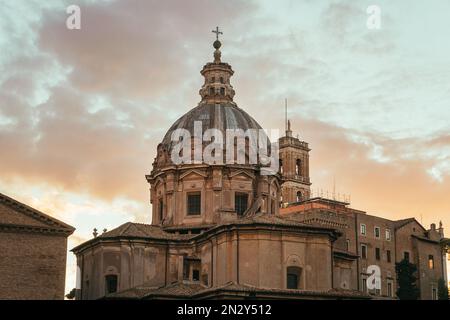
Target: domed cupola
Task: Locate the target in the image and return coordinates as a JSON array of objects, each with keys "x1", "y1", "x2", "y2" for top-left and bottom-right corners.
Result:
[
  {"x1": 157, "y1": 27, "x2": 267, "y2": 165},
  {"x1": 146, "y1": 28, "x2": 281, "y2": 229}
]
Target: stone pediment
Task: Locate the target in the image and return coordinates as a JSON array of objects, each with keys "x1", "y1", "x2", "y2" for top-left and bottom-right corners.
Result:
[
  {"x1": 229, "y1": 170, "x2": 255, "y2": 180},
  {"x1": 179, "y1": 169, "x2": 208, "y2": 181},
  {"x1": 0, "y1": 192, "x2": 75, "y2": 234}
]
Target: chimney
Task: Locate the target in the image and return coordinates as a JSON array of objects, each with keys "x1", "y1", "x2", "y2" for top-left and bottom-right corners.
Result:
[{"x1": 438, "y1": 221, "x2": 444, "y2": 237}]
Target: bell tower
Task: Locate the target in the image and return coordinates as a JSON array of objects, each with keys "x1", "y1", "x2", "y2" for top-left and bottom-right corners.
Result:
[{"x1": 279, "y1": 120, "x2": 311, "y2": 204}]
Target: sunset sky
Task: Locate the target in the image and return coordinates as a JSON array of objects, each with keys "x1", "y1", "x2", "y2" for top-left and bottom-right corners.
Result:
[{"x1": 1, "y1": 0, "x2": 449, "y2": 292}]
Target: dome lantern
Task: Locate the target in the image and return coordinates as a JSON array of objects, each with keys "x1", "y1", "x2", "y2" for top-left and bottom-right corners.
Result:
[{"x1": 199, "y1": 27, "x2": 236, "y2": 104}]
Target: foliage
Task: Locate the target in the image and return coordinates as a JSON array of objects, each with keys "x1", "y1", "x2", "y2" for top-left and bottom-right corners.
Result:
[{"x1": 395, "y1": 259, "x2": 420, "y2": 300}]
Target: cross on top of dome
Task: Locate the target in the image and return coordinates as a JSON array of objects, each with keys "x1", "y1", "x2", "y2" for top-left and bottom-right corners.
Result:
[{"x1": 212, "y1": 26, "x2": 223, "y2": 41}]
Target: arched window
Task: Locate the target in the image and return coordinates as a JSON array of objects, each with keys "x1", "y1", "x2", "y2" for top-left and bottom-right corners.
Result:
[
  {"x1": 209, "y1": 87, "x2": 215, "y2": 95},
  {"x1": 296, "y1": 191, "x2": 302, "y2": 203},
  {"x1": 295, "y1": 159, "x2": 301, "y2": 175},
  {"x1": 286, "y1": 266, "x2": 302, "y2": 289},
  {"x1": 279, "y1": 159, "x2": 283, "y2": 174},
  {"x1": 105, "y1": 275, "x2": 118, "y2": 294},
  {"x1": 220, "y1": 77, "x2": 224, "y2": 84}
]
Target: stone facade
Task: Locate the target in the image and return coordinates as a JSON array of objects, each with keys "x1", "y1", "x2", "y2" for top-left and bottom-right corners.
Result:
[
  {"x1": 0, "y1": 193, "x2": 75, "y2": 300},
  {"x1": 73, "y1": 218, "x2": 346, "y2": 300},
  {"x1": 280, "y1": 198, "x2": 448, "y2": 299}
]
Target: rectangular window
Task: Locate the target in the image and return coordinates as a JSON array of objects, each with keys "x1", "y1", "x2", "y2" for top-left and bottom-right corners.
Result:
[
  {"x1": 386, "y1": 229, "x2": 391, "y2": 241},
  {"x1": 187, "y1": 192, "x2": 201, "y2": 215},
  {"x1": 375, "y1": 247, "x2": 381, "y2": 260},
  {"x1": 287, "y1": 273, "x2": 298, "y2": 289},
  {"x1": 374, "y1": 227, "x2": 381, "y2": 239},
  {"x1": 362, "y1": 277, "x2": 368, "y2": 293},
  {"x1": 105, "y1": 275, "x2": 118, "y2": 295},
  {"x1": 404, "y1": 251, "x2": 410, "y2": 262},
  {"x1": 235, "y1": 193, "x2": 248, "y2": 216},
  {"x1": 432, "y1": 288, "x2": 438, "y2": 300},
  {"x1": 428, "y1": 255, "x2": 434, "y2": 269},
  {"x1": 387, "y1": 282, "x2": 393, "y2": 297},
  {"x1": 361, "y1": 244, "x2": 367, "y2": 259},
  {"x1": 360, "y1": 223, "x2": 366, "y2": 236},
  {"x1": 192, "y1": 269, "x2": 200, "y2": 281},
  {"x1": 387, "y1": 250, "x2": 392, "y2": 263}
]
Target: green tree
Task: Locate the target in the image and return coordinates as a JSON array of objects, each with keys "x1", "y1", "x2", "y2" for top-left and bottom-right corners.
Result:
[
  {"x1": 395, "y1": 258, "x2": 420, "y2": 300},
  {"x1": 65, "y1": 288, "x2": 76, "y2": 300},
  {"x1": 438, "y1": 278, "x2": 449, "y2": 300}
]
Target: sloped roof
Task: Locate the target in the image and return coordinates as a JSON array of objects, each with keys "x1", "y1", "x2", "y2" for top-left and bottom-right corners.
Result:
[
  {"x1": 73, "y1": 213, "x2": 340, "y2": 253},
  {"x1": 99, "y1": 222, "x2": 194, "y2": 240},
  {"x1": 0, "y1": 192, "x2": 75, "y2": 235},
  {"x1": 394, "y1": 218, "x2": 425, "y2": 231},
  {"x1": 106, "y1": 282, "x2": 207, "y2": 300},
  {"x1": 195, "y1": 282, "x2": 370, "y2": 299},
  {"x1": 105, "y1": 281, "x2": 370, "y2": 300},
  {"x1": 72, "y1": 222, "x2": 195, "y2": 252}
]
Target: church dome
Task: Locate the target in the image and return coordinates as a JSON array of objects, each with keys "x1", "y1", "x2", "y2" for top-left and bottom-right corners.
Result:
[
  {"x1": 161, "y1": 102, "x2": 264, "y2": 150},
  {"x1": 159, "y1": 33, "x2": 269, "y2": 156}
]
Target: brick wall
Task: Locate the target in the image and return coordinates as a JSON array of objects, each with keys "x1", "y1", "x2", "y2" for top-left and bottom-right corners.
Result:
[{"x1": 0, "y1": 231, "x2": 68, "y2": 299}]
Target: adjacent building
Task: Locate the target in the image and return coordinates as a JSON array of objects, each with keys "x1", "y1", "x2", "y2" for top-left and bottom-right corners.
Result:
[{"x1": 0, "y1": 192, "x2": 75, "y2": 299}]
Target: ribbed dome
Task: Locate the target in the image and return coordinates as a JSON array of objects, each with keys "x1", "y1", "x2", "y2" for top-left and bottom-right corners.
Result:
[{"x1": 161, "y1": 102, "x2": 264, "y2": 150}]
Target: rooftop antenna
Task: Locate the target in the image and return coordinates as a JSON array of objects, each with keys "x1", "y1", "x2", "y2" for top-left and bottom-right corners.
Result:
[
  {"x1": 333, "y1": 176, "x2": 336, "y2": 200},
  {"x1": 285, "y1": 98, "x2": 288, "y2": 134}
]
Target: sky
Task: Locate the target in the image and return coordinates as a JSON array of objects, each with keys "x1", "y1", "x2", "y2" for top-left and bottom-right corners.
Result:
[{"x1": 0, "y1": 0, "x2": 449, "y2": 293}]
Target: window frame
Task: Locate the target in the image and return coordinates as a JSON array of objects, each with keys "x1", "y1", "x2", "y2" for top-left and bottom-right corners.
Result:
[
  {"x1": 286, "y1": 266, "x2": 302, "y2": 290},
  {"x1": 360, "y1": 223, "x2": 367, "y2": 236},
  {"x1": 428, "y1": 255, "x2": 434, "y2": 269},
  {"x1": 187, "y1": 192, "x2": 201, "y2": 216},
  {"x1": 385, "y1": 229, "x2": 391, "y2": 241},
  {"x1": 361, "y1": 244, "x2": 368, "y2": 259},
  {"x1": 375, "y1": 247, "x2": 381, "y2": 261},
  {"x1": 105, "y1": 274, "x2": 118, "y2": 295},
  {"x1": 295, "y1": 159, "x2": 301, "y2": 176},
  {"x1": 235, "y1": 192, "x2": 249, "y2": 216},
  {"x1": 374, "y1": 226, "x2": 381, "y2": 239},
  {"x1": 404, "y1": 251, "x2": 410, "y2": 262},
  {"x1": 387, "y1": 281, "x2": 393, "y2": 297},
  {"x1": 432, "y1": 287, "x2": 438, "y2": 300},
  {"x1": 296, "y1": 191, "x2": 302, "y2": 203}
]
